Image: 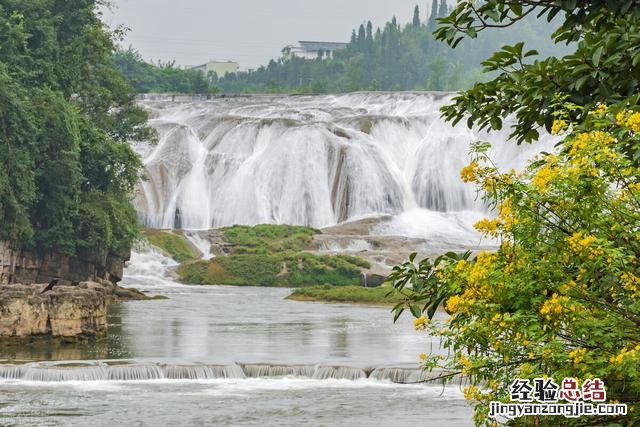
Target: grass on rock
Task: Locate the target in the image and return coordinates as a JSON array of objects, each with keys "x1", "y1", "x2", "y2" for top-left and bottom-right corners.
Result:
[
  {"x1": 286, "y1": 285, "x2": 401, "y2": 305},
  {"x1": 142, "y1": 229, "x2": 198, "y2": 262}
]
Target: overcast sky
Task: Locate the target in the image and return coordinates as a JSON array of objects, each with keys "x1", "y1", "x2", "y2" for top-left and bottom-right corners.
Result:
[{"x1": 101, "y1": 0, "x2": 424, "y2": 69}]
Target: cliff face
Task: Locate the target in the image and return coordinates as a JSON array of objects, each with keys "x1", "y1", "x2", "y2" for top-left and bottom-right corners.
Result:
[
  {"x1": 0, "y1": 283, "x2": 107, "y2": 338},
  {"x1": 0, "y1": 241, "x2": 126, "y2": 285}
]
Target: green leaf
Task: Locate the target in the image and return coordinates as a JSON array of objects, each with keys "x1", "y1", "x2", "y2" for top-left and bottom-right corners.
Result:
[
  {"x1": 592, "y1": 46, "x2": 604, "y2": 67},
  {"x1": 409, "y1": 305, "x2": 422, "y2": 318}
]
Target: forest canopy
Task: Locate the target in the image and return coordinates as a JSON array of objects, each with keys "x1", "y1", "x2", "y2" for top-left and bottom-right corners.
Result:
[
  {"x1": 0, "y1": 0, "x2": 151, "y2": 261},
  {"x1": 114, "y1": 3, "x2": 569, "y2": 94}
]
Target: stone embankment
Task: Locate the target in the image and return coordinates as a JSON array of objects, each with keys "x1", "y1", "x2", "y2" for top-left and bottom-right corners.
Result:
[{"x1": 0, "y1": 280, "x2": 149, "y2": 339}]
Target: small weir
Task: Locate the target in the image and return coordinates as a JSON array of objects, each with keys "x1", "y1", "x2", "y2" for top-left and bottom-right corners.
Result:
[{"x1": 0, "y1": 361, "x2": 461, "y2": 384}]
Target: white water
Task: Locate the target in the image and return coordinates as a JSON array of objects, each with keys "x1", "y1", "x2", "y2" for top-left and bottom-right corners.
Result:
[{"x1": 134, "y1": 93, "x2": 554, "y2": 236}]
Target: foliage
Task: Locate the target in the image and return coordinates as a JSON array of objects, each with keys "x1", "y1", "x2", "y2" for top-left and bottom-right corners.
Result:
[
  {"x1": 0, "y1": 0, "x2": 152, "y2": 261},
  {"x1": 113, "y1": 47, "x2": 218, "y2": 94},
  {"x1": 437, "y1": 1, "x2": 640, "y2": 143},
  {"x1": 287, "y1": 285, "x2": 401, "y2": 305},
  {"x1": 214, "y1": 5, "x2": 567, "y2": 94},
  {"x1": 142, "y1": 229, "x2": 198, "y2": 263},
  {"x1": 391, "y1": 105, "x2": 640, "y2": 425},
  {"x1": 387, "y1": 1, "x2": 640, "y2": 425}
]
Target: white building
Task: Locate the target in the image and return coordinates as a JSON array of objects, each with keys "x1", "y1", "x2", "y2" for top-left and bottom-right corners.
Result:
[
  {"x1": 191, "y1": 60, "x2": 240, "y2": 77},
  {"x1": 282, "y1": 41, "x2": 348, "y2": 60}
]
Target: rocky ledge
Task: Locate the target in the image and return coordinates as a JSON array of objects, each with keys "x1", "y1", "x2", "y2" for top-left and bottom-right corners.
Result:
[{"x1": 0, "y1": 281, "x2": 150, "y2": 338}]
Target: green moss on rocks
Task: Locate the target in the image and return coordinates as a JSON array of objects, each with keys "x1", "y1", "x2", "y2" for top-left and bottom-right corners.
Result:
[
  {"x1": 221, "y1": 224, "x2": 319, "y2": 254},
  {"x1": 142, "y1": 230, "x2": 198, "y2": 262},
  {"x1": 177, "y1": 251, "x2": 371, "y2": 287},
  {"x1": 286, "y1": 285, "x2": 400, "y2": 305}
]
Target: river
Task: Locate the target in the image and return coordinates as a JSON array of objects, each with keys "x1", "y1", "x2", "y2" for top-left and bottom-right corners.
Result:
[{"x1": 0, "y1": 248, "x2": 473, "y2": 426}]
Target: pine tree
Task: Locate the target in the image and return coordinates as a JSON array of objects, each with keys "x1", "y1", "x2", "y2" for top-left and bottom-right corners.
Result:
[
  {"x1": 413, "y1": 5, "x2": 421, "y2": 27},
  {"x1": 438, "y1": 0, "x2": 448, "y2": 18},
  {"x1": 366, "y1": 21, "x2": 374, "y2": 53},
  {"x1": 357, "y1": 24, "x2": 366, "y2": 52},
  {"x1": 428, "y1": 0, "x2": 438, "y2": 28}
]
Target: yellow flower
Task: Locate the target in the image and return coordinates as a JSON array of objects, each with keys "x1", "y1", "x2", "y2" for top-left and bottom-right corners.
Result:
[
  {"x1": 567, "y1": 232, "x2": 597, "y2": 253},
  {"x1": 463, "y1": 385, "x2": 481, "y2": 401},
  {"x1": 446, "y1": 295, "x2": 463, "y2": 313},
  {"x1": 626, "y1": 112, "x2": 640, "y2": 132},
  {"x1": 593, "y1": 103, "x2": 608, "y2": 115},
  {"x1": 539, "y1": 293, "x2": 571, "y2": 317},
  {"x1": 474, "y1": 218, "x2": 501, "y2": 236},
  {"x1": 414, "y1": 315, "x2": 429, "y2": 331},
  {"x1": 419, "y1": 352, "x2": 427, "y2": 361},
  {"x1": 569, "y1": 348, "x2": 587, "y2": 365},
  {"x1": 617, "y1": 110, "x2": 628, "y2": 125},
  {"x1": 532, "y1": 164, "x2": 557, "y2": 193},
  {"x1": 551, "y1": 119, "x2": 568, "y2": 135},
  {"x1": 460, "y1": 161, "x2": 480, "y2": 183}
]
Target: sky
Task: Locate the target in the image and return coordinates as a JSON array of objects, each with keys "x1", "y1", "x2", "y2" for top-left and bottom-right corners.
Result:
[{"x1": 101, "y1": 0, "x2": 424, "y2": 69}]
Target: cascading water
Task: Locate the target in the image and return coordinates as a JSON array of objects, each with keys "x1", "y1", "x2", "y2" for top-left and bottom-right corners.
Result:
[
  {"x1": 134, "y1": 92, "x2": 554, "y2": 233},
  {"x1": 0, "y1": 361, "x2": 459, "y2": 384}
]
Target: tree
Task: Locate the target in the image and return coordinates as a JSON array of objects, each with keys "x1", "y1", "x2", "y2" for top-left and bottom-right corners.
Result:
[
  {"x1": 437, "y1": 0, "x2": 448, "y2": 18},
  {"x1": 212, "y1": 5, "x2": 566, "y2": 94},
  {"x1": 428, "y1": 0, "x2": 438, "y2": 28},
  {"x1": 413, "y1": 5, "x2": 421, "y2": 28},
  {"x1": 0, "y1": 0, "x2": 153, "y2": 261},
  {"x1": 435, "y1": 0, "x2": 640, "y2": 144},
  {"x1": 357, "y1": 24, "x2": 366, "y2": 52},
  {"x1": 390, "y1": 1, "x2": 640, "y2": 425}
]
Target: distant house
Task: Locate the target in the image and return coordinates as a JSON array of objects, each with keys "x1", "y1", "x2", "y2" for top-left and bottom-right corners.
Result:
[
  {"x1": 191, "y1": 60, "x2": 240, "y2": 77},
  {"x1": 282, "y1": 41, "x2": 348, "y2": 60}
]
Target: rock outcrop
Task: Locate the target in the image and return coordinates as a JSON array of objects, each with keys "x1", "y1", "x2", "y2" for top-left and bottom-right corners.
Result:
[
  {"x1": 0, "y1": 281, "x2": 149, "y2": 338},
  {"x1": 0, "y1": 241, "x2": 127, "y2": 286}
]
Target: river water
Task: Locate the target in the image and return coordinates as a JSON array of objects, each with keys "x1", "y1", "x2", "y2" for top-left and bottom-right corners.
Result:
[{"x1": 0, "y1": 248, "x2": 473, "y2": 426}]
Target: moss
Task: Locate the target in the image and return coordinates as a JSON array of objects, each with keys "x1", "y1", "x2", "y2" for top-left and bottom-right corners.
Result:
[
  {"x1": 178, "y1": 252, "x2": 367, "y2": 287},
  {"x1": 174, "y1": 225, "x2": 372, "y2": 287},
  {"x1": 143, "y1": 229, "x2": 198, "y2": 262},
  {"x1": 222, "y1": 224, "x2": 318, "y2": 254},
  {"x1": 286, "y1": 285, "x2": 401, "y2": 305}
]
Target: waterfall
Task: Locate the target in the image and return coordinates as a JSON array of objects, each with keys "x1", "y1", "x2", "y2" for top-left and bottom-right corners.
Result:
[
  {"x1": 134, "y1": 92, "x2": 554, "y2": 231},
  {"x1": 0, "y1": 361, "x2": 463, "y2": 384}
]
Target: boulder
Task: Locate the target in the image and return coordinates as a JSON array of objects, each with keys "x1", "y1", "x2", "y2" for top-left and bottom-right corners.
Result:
[
  {"x1": 0, "y1": 283, "x2": 107, "y2": 338},
  {"x1": 0, "y1": 281, "x2": 151, "y2": 338}
]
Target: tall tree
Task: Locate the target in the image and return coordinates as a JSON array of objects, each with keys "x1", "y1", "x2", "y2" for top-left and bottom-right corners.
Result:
[
  {"x1": 0, "y1": 0, "x2": 153, "y2": 260},
  {"x1": 413, "y1": 5, "x2": 421, "y2": 28},
  {"x1": 428, "y1": 0, "x2": 438, "y2": 28},
  {"x1": 437, "y1": 0, "x2": 448, "y2": 18},
  {"x1": 357, "y1": 24, "x2": 366, "y2": 52}
]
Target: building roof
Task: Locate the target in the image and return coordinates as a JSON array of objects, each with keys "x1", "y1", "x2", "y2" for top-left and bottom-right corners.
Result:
[{"x1": 297, "y1": 41, "x2": 348, "y2": 52}]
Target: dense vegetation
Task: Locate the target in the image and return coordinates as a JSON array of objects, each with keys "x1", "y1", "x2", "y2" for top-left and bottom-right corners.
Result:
[
  {"x1": 215, "y1": 3, "x2": 568, "y2": 94},
  {"x1": 389, "y1": 1, "x2": 640, "y2": 425},
  {"x1": 174, "y1": 224, "x2": 371, "y2": 287},
  {"x1": 113, "y1": 47, "x2": 217, "y2": 94},
  {"x1": 0, "y1": 0, "x2": 152, "y2": 261},
  {"x1": 287, "y1": 285, "x2": 401, "y2": 305}
]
